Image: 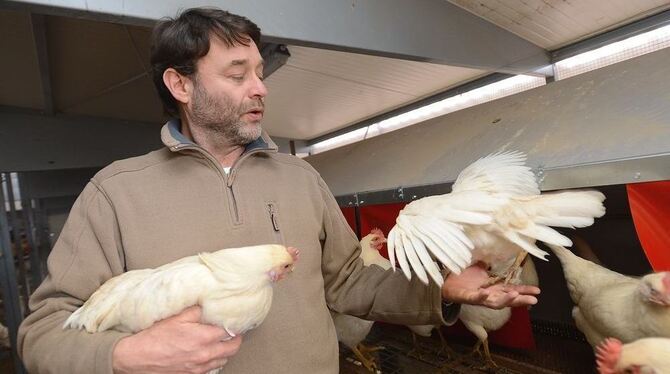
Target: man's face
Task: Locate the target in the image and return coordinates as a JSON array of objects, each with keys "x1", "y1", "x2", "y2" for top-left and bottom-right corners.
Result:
[{"x1": 187, "y1": 35, "x2": 267, "y2": 145}]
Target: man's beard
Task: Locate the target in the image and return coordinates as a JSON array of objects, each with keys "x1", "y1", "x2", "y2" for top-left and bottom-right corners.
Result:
[{"x1": 190, "y1": 81, "x2": 263, "y2": 146}]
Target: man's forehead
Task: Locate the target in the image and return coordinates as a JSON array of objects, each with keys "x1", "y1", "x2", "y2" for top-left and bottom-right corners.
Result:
[{"x1": 207, "y1": 36, "x2": 263, "y2": 65}]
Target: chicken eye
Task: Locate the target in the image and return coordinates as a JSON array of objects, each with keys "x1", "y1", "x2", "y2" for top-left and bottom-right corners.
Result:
[{"x1": 284, "y1": 264, "x2": 290, "y2": 269}]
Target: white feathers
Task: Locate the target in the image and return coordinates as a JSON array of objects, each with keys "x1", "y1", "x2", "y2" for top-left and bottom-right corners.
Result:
[
  {"x1": 387, "y1": 151, "x2": 606, "y2": 286},
  {"x1": 64, "y1": 244, "x2": 294, "y2": 336}
]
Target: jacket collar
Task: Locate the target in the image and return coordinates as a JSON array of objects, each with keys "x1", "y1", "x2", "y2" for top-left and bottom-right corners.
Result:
[{"x1": 161, "y1": 118, "x2": 278, "y2": 154}]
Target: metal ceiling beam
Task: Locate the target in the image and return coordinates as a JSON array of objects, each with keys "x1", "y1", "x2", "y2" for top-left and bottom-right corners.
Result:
[
  {"x1": 260, "y1": 43, "x2": 290, "y2": 78},
  {"x1": 29, "y1": 13, "x2": 55, "y2": 115},
  {"x1": 0, "y1": 106, "x2": 162, "y2": 172},
  {"x1": 2, "y1": 0, "x2": 549, "y2": 74}
]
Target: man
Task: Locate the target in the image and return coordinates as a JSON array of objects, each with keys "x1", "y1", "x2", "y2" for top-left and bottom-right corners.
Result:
[{"x1": 18, "y1": 8, "x2": 539, "y2": 373}]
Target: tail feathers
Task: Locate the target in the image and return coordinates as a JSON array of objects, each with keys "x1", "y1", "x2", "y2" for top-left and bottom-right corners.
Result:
[
  {"x1": 63, "y1": 299, "x2": 118, "y2": 333},
  {"x1": 503, "y1": 230, "x2": 549, "y2": 260},
  {"x1": 519, "y1": 224, "x2": 572, "y2": 247},
  {"x1": 531, "y1": 190, "x2": 606, "y2": 228}
]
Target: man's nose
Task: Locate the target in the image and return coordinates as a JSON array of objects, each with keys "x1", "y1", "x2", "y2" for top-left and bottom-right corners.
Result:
[{"x1": 250, "y1": 75, "x2": 268, "y2": 99}]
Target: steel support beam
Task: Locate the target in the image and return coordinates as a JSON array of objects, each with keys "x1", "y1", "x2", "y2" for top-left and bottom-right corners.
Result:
[
  {"x1": 0, "y1": 174, "x2": 27, "y2": 374},
  {"x1": 4, "y1": 175, "x2": 31, "y2": 312},
  {"x1": 260, "y1": 43, "x2": 290, "y2": 79},
  {"x1": 29, "y1": 13, "x2": 55, "y2": 115},
  {"x1": 0, "y1": 107, "x2": 162, "y2": 172},
  {"x1": 2, "y1": 0, "x2": 549, "y2": 74}
]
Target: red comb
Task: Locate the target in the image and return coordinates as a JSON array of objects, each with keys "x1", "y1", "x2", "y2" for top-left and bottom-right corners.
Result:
[
  {"x1": 286, "y1": 247, "x2": 300, "y2": 262},
  {"x1": 596, "y1": 338, "x2": 622, "y2": 374},
  {"x1": 662, "y1": 272, "x2": 670, "y2": 291},
  {"x1": 370, "y1": 227, "x2": 385, "y2": 239}
]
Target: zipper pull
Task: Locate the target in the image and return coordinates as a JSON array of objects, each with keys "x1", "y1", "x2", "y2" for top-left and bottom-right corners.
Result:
[{"x1": 268, "y1": 204, "x2": 280, "y2": 232}]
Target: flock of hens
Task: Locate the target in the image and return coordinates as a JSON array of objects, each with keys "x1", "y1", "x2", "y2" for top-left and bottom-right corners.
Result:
[{"x1": 63, "y1": 151, "x2": 670, "y2": 374}]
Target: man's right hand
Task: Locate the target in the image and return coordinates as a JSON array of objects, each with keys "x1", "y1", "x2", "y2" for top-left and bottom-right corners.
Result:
[{"x1": 112, "y1": 306, "x2": 242, "y2": 374}]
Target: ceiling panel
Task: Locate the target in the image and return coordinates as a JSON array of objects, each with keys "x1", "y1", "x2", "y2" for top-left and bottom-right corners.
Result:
[
  {"x1": 0, "y1": 9, "x2": 43, "y2": 110},
  {"x1": 448, "y1": 0, "x2": 670, "y2": 49},
  {"x1": 61, "y1": 73, "x2": 164, "y2": 124},
  {"x1": 263, "y1": 46, "x2": 485, "y2": 139},
  {"x1": 48, "y1": 15, "x2": 151, "y2": 113}
]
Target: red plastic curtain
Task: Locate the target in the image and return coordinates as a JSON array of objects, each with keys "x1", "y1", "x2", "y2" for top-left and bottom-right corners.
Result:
[
  {"x1": 341, "y1": 202, "x2": 536, "y2": 349},
  {"x1": 627, "y1": 181, "x2": 670, "y2": 271}
]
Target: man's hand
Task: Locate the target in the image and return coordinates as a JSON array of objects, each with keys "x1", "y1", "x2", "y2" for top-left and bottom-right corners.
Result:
[
  {"x1": 441, "y1": 263, "x2": 540, "y2": 309},
  {"x1": 112, "y1": 306, "x2": 242, "y2": 374}
]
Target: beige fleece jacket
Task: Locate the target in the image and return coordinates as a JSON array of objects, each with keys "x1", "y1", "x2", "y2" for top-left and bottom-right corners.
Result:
[{"x1": 18, "y1": 120, "x2": 445, "y2": 373}]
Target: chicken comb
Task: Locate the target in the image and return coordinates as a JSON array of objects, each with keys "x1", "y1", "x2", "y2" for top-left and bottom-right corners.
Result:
[
  {"x1": 662, "y1": 272, "x2": 670, "y2": 292},
  {"x1": 370, "y1": 227, "x2": 385, "y2": 239},
  {"x1": 595, "y1": 338, "x2": 622, "y2": 374}
]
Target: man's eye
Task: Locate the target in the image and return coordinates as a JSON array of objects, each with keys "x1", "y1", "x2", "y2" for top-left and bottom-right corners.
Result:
[{"x1": 231, "y1": 75, "x2": 244, "y2": 81}]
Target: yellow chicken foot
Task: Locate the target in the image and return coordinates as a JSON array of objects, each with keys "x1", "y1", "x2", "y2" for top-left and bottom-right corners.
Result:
[
  {"x1": 484, "y1": 252, "x2": 529, "y2": 286},
  {"x1": 469, "y1": 339, "x2": 483, "y2": 357},
  {"x1": 435, "y1": 328, "x2": 455, "y2": 360},
  {"x1": 407, "y1": 332, "x2": 427, "y2": 360},
  {"x1": 475, "y1": 338, "x2": 499, "y2": 371},
  {"x1": 352, "y1": 343, "x2": 383, "y2": 372}
]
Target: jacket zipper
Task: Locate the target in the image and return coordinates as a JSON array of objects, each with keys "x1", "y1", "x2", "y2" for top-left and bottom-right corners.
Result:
[
  {"x1": 171, "y1": 144, "x2": 271, "y2": 226},
  {"x1": 267, "y1": 203, "x2": 284, "y2": 244}
]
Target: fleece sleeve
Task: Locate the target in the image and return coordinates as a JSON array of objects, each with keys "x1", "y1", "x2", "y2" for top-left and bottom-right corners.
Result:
[{"x1": 17, "y1": 182, "x2": 131, "y2": 374}]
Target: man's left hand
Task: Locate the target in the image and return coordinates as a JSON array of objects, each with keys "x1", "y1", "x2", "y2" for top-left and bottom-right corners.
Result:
[{"x1": 441, "y1": 263, "x2": 540, "y2": 309}]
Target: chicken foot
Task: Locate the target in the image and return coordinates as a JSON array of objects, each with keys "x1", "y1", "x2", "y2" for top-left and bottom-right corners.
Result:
[
  {"x1": 469, "y1": 338, "x2": 498, "y2": 370},
  {"x1": 407, "y1": 331, "x2": 428, "y2": 360},
  {"x1": 352, "y1": 342, "x2": 383, "y2": 372},
  {"x1": 435, "y1": 328, "x2": 455, "y2": 360},
  {"x1": 484, "y1": 252, "x2": 528, "y2": 287}
]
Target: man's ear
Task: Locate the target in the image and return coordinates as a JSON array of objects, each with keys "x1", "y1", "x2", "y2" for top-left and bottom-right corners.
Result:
[{"x1": 163, "y1": 68, "x2": 193, "y2": 105}]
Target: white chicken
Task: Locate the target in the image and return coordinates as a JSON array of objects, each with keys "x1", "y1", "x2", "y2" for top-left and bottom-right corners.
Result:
[
  {"x1": 64, "y1": 244, "x2": 298, "y2": 338},
  {"x1": 456, "y1": 256, "x2": 539, "y2": 369},
  {"x1": 549, "y1": 244, "x2": 670, "y2": 348},
  {"x1": 387, "y1": 151, "x2": 606, "y2": 286},
  {"x1": 405, "y1": 324, "x2": 451, "y2": 361},
  {"x1": 596, "y1": 337, "x2": 670, "y2": 374},
  {"x1": 331, "y1": 228, "x2": 387, "y2": 372}
]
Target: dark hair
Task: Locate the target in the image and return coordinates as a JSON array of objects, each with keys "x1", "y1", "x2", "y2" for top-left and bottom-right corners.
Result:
[{"x1": 150, "y1": 8, "x2": 261, "y2": 116}]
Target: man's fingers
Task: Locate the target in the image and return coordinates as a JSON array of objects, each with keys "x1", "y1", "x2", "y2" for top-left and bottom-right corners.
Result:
[
  {"x1": 172, "y1": 305, "x2": 202, "y2": 322},
  {"x1": 216, "y1": 336, "x2": 242, "y2": 358},
  {"x1": 510, "y1": 285, "x2": 541, "y2": 295},
  {"x1": 510, "y1": 295, "x2": 538, "y2": 307},
  {"x1": 194, "y1": 324, "x2": 233, "y2": 343},
  {"x1": 487, "y1": 290, "x2": 517, "y2": 309},
  {"x1": 201, "y1": 358, "x2": 229, "y2": 373},
  {"x1": 467, "y1": 288, "x2": 490, "y2": 303}
]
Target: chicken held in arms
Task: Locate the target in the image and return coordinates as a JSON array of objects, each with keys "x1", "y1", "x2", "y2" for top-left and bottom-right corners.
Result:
[
  {"x1": 596, "y1": 337, "x2": 670, "y2": 374},
  {"x1": 387, "y1": 150, "x2": 606, "y2": 286},
  {"x1": 64, "y1": 244, "x2": 298, "y2": 338},
  {"x1": 332, "y1": 228, "x2": 387, "y2": 372},
  {"x1": 549, "y1": 243, "x2": 670, "y2": 347}
]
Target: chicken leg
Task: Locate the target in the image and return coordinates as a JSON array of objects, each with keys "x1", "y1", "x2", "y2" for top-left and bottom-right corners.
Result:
[
  {"x1": 435, "y1": 328, "x2": 455, "y2": 360},
  {"x1": 352, "y1": 343, "x2": 383, "y2": 372},
  {"x1": 469, "y1": 338, "x2": 498, "y2": 370},
  {"x1": 485, "y1": 251, "x2": 528, "y2": 286}
]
